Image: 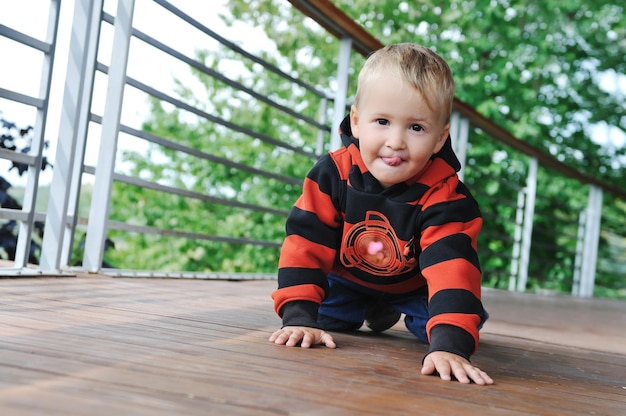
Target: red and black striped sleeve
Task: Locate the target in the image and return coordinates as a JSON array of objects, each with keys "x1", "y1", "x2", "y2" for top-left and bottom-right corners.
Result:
[
  {"x1": 272, "y1": 154, "x2": 345, "y2": 327},
  {"x1": 418, "y1": 175, "x2": 485, "y2": 360}
]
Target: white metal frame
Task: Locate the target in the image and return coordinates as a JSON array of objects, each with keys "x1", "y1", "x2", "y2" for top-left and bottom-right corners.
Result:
[
  {"x1": 577, "y1": 185, "x2": 603, "y2": 297},
  {"x1": 330, "y1": 37, "x2": 352, "y2": 151},
  {"x1": 0, "y1": 0, "x2": 619, "y2": 298},
  {"x1": 0, "y1": 0, "x2": 61, "y2": 272},
  {"x1": 83, "y1": 0, "x2": 136, "y2": 272},
  {"x1": 40, "y1": 0, "x2": 103, "y2": 272}
]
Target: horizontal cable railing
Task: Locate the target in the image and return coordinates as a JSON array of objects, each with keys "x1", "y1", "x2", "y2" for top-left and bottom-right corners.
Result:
[
  {"x1": 0, "y1": 0, "x2": 60, "y2": 270},
  {"x1": 0, "y1": 0, "x2": 624, "y2": 298},
  {"x1": 66, "y1": 0, "x2": 326, "y2": 276}
]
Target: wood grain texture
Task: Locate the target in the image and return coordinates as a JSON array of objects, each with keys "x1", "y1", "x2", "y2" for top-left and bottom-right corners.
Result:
[{"x1": 0, "y1": 275, "x2": 624, "y2": 415}]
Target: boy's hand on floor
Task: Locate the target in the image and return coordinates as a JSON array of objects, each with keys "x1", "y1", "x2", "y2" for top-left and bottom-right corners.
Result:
[
  {"x1": 269, "y1": 326, "x2": 336, "y2": 349},
  {"x1": 422, "y1": 351, "x2": 494, "y2": 385}
]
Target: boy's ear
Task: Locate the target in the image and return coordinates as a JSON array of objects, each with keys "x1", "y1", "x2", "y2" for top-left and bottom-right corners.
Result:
[
  {"x1": 349, "y1": 105, "x2": 359, "y2": 138},
  {"x1": 434, "y1": 123, "x2": 450, "y2": 153}
]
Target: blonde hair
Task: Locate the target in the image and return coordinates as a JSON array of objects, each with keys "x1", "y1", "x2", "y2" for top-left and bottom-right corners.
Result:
[{"x1": 354, "y1": 43, "x2": 455, "y2": 122}]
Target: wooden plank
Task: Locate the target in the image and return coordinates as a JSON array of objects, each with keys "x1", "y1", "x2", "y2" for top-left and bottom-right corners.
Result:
[{"x1": 0, "y1": 276, "x2": 624, "y2": 415}]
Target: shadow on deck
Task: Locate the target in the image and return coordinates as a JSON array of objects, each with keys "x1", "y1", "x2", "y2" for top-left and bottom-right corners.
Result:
[{"x1": 0, "y1": 272, "x2": 624, "y2": 415}]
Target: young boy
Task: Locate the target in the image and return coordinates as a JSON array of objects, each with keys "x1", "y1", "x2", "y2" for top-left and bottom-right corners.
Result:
[{"x1": 270, "y1": 43, "x2": 492, "y2": 385}]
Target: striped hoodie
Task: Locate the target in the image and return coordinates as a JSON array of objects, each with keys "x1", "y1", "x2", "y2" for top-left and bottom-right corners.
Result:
[{"x1": 272, "y1": 116, "x2": 485, "y2": 360}]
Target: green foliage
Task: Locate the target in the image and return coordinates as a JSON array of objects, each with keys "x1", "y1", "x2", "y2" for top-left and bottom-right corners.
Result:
[
  {"x1": 105, "y1": 0, "x2": 625, "y2": 296},
  {"x1": 109, "y1": 15, "x2": 334, "y2": 272},
  {"x1": 331, "y1": 0, "x2": 626, "y2": 183},
  {"x1": 324, "y1": 0, "x2": 626, "y2": 296}
]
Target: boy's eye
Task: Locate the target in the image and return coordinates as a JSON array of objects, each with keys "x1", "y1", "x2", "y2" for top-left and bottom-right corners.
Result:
[
  {"x1": 410, "y1": 124, "x2": 424, "y2": 132},
  {"x1": 376, "y1": 119, "x2": 389, "y2": 126}
]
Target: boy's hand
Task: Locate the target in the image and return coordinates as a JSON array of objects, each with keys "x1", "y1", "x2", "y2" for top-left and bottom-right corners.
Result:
[
  {"x1": 421, "y1": 351, "x2": 493, "y2": 385},
  {"x1": 269, "y1": 326, "x2": 336, "y2": 348}
]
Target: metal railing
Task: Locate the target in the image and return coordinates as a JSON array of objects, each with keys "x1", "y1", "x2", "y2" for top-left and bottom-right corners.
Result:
[
  {"x1": 0, "y1": 0, "x2": 624, "y2": 298},
  {"x1": 0, "y1": 0, "x2": 61, "y2": 270}
]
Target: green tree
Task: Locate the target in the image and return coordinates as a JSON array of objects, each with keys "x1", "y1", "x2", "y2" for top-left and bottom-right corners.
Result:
[
  {"x1": 107, "y1": 0, "x2": 624, "y2": 296},
  {"x1": 213, "y1": 0, "x2": 625, "y2": 294},
  {"x1": 109, "y1": 43, "x2": 325, "y2": 273},
  {"x1": 332, "y1": 0, "x2": 625, "y2": 183},
  {"x1": 0, "y1": 116, "x2": 51, "y2": 264}
]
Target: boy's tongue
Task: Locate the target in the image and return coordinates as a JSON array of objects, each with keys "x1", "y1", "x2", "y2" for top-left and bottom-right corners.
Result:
[{"x1": 381, "y1": 156, "x2": 402, "y2": 166}]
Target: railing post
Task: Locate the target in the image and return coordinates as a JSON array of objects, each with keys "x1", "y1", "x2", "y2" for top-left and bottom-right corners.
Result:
[
  {"x1": 516, "y1": 157, "x2": 538, "y2": 292},
  {"x1": 449, "y1": 111, "x2": 469, "y2": 180},
  {"x1": 316, "y1": 97, "x2": 328, "y2": 157},
  {"x1": 40, "y1": 0, "x2": 102, "y2": 272},
  {"x1": 330, "y1": 37, "x2": 352, "y2": 151},
  {"x1": 508, "y1": 189, "x2": 525, "y2": 291},
  {"x1": 449, "y1": 111, "x2": 460, "y2": 149},
  {"x1": 578, "y1": 185, "x2": 603, "y2": 297},
  {"x1": 455, "y1": 117, "x2": 469, "y2": 182},
  {"x1": 83, "y1": 0, "x2": 135, "y2": 272},
  {"x1": 572, "y1": 209, "x2": 586, "y2": 296},
  {"x1": 13, "y1": 0, "x2": 61, "y2": 268}
]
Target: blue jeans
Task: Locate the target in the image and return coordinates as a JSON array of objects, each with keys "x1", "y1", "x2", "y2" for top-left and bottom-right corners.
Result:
[
  {"x1": 317, "y1": 273, "x2": 431, "y2": 343},
  {"x1": 317, "y1": 273, "x2": 489, "y2": 344}
]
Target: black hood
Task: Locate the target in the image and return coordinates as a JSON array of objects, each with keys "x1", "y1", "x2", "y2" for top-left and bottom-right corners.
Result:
[{"x1": 339, "y1": 115, "x2": 359, "y2": 148}]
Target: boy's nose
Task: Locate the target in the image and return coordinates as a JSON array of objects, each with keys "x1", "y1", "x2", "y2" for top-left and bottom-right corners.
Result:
[{"x1": 385, "y1": 128, "x2": 405, "y2": 149}]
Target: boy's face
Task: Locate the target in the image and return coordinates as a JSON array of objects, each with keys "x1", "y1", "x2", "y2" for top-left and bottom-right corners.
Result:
[{"x1": 350, "y1": 73, "x2": 450, "y2": 189}]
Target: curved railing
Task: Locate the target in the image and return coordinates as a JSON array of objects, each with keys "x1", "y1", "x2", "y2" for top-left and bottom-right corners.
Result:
[{"x1": 0, "y1": 0, "x2": 624, "y2": 298}]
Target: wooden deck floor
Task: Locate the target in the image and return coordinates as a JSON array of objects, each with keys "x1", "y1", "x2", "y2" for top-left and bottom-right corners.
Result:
[{"x1": 0, "y1": 274, "x2": 624, "y2": 415}]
